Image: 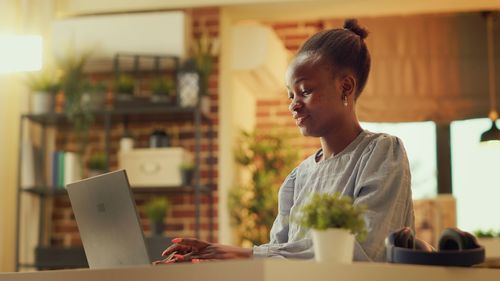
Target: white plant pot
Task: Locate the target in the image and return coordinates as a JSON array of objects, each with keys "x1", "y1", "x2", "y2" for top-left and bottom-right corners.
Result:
[
  {"x1": 311, "y1": 228, "x2": 355, "y2": 263},
  {"x1": 31, "y1": 91, "x2": 54, "y2": 114}
]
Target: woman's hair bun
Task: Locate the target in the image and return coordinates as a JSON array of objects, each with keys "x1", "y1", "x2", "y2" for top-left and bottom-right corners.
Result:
[{"x1": 343, "y1": 19, "x2": 368, "y2": 40}]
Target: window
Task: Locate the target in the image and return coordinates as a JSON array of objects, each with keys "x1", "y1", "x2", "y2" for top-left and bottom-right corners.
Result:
[
  {"x1": 450, "y1": 118, "x2": 500, "y2": 232},
  {"x1": 361, "y1": 122, "x2": 438, "y2": 200}
]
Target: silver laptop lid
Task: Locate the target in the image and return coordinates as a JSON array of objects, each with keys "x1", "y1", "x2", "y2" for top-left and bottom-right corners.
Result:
[{"x1": 66, "y1": 169, "x2": 151, "y2": 269}]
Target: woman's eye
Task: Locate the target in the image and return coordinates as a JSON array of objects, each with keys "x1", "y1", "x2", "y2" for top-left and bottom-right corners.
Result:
[
  {"x1": 301, "y1": 89, "x2": 312, "y2": 96},
  {"x1": 287, "y1": 93, "x2": 294, "y2": 100}
]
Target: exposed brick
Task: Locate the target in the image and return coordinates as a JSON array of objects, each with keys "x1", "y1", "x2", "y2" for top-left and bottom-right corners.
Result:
[
  {"x1": 54, "y1": 198, "x2": 71, "y2": 208},
  {"x1": 276, "y1": 110, "x2": 292, "y2": 117},
  {"x1": 165, "y1": 223, "x2": 184, "y2": 231},
  {"x1": 171, "y1": 210, "x2": 195, "y2": 218},
  {"x1": 188, "y1": 222, "x2": 219, "y2": 231},
  {"x1": 257, "y1": 100, "x2": 282, "y2": 106},
  {"x1": 271, "y1": 22, "x2": 299, "y2": 30},
  {"x1": 54, "y1": 224, "x2": 79, "y2": 233},
  {"x1": 305, "y1": 21, "x2": 325, "y2": 29},
  {"x1": 284, "y1": 34, "x2": 312, "y2": 41},
  {"x1": 52, "y1": 212, "x2": 65, "y2": 220},
  {"x1": 70, "y1": 235, "x2": 83, "y2": 246}
]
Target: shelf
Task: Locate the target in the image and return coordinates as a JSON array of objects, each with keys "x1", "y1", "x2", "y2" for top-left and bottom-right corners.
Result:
[
  {"x1": 21, "y1": 185, "x2": 211, "y2": 197},
  {"x1": 22, "y1": 105, "x2": 212, "y2": 126},
  {"x1": 21, "y1": 236, "x2": 173, "y2": 270}
]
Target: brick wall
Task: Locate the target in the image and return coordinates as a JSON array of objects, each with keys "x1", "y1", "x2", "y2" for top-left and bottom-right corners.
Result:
[{"x1": 50, "y1": 7, "x2": 220, "y2": 248}]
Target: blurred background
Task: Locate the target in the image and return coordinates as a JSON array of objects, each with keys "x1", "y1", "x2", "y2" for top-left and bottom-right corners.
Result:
[{"x1": 1, "y1": 0, "x2": 500, "y2": 272}]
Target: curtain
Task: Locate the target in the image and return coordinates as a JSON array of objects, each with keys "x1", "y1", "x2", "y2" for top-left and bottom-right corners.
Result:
[{"x1": 324, "y1": 13, "x2": 500, "y2": 123}]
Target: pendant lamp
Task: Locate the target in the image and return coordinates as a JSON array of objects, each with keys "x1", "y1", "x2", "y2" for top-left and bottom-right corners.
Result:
[{"x1": 480, "y1": 12, "x2": 500, "y2": 143}]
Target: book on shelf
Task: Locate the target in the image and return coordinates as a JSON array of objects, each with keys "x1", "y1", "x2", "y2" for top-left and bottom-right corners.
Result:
[{"x1": 51, "y1": 151, "x2": 82, "y2": 189}]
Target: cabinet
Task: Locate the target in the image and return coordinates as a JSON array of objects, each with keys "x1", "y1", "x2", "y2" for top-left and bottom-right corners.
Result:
[{"x1": 15, "y1": 104, "x2": 215, "y2": 271}]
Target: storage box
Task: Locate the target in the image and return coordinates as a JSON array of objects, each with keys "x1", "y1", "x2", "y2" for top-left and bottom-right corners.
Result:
[{"x1": 118, "y1": 147, "x2": 191, "y2": 187}]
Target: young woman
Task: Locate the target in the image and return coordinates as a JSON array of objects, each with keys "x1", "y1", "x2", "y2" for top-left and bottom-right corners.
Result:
[{"x1": 158, "y1": 19, "x2": 414, "y2": 263}]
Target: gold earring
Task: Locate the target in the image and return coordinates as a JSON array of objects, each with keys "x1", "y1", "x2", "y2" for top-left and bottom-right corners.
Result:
[{"x1": 343, "y1": 94, "x2": 348, "y2": 107}]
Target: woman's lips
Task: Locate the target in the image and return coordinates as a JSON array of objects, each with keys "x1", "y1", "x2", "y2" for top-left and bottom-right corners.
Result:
[{"x1": 295, "y1": 115, "x2": 310, "y2": 127}]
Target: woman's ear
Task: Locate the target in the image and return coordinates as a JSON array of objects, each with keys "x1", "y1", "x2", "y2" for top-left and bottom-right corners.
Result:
[{"x1": 340, "y1": 75, "x2": 357, "y2": 97}]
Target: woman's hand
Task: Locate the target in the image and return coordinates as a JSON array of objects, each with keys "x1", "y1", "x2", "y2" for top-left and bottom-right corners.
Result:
[{"x1": 155, "y1": 238, "x2": 253, "y2": 264}]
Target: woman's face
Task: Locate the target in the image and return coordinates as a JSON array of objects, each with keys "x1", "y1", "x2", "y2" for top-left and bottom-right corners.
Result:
[{"x1": 286, "y1": 53, "x2": 351, "y2": 137}]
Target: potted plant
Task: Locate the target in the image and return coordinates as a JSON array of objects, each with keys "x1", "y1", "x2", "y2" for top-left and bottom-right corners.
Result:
[
  {"x1": 179, "y1": 162, "x2": 195, "y2": 186},
  {"x1": 26, "y1": 70, "x2": 60, "y2": 114},
  {"x1": 150, "y1": 77, "x2": 175, "y2": 104},
  {"x1": 191, "y1": 31, "x2": 219, "y2": 115},
  {"x1": 87, "y1": 152, "x2": 107, "y2": 177},
  {"x1": 296, "y1": 192, "x2": 367, "y2": 263},
  {"x1": 145, "y1": 197, "x2": 171, "y2": 236},
  {"x1": 113, "y1": 74, "x2": 135, "y2": 101}
]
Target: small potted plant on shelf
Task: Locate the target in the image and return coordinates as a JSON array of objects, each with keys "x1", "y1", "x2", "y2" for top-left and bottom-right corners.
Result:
[
  {"x1": 179, "y1": 162, "x2": 195, "y2": 186},
  {"x1": 26, "y1": 70, "x2": 60, "y2": 114},
  {"x1": 190, "y1": 31, "x2": 219, "y2": 114},
  {"x1": 113, "y1": 74, "x2": 135, "y2": 101},
  {"x1": 150, "y1": 77, "x2": 175, "y2": 104},
  {"x1": 296, "y1": 192, "x2": 367, "y2": 263},
  {"x1": 145, "y1": 197, "x2": 171, "y2": 236},
  {"x1": 87, "y1": 152, "x2": 107, "y2": 177}
]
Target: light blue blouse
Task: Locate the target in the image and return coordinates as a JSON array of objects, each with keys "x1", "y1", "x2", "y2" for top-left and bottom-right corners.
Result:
[{"x1": 253, "y1": 130, "x2": 415, "y2": 262}]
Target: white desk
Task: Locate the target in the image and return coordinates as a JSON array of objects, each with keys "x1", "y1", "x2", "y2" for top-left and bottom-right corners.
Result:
[{"x1": 1, "y1": 259, "x2": 499, "y2": 281}]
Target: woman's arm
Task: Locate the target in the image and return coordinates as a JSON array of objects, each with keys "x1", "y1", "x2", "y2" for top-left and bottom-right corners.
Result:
[
  {"x1": 156, "y1": 168, "x2": 300, "y2": 263},
  {"x1": 352, "y1": 135, "x2": 415, "y2": 262},
  {"x1": 252, "y1": 168, "x2": 315, "y2": 259}
]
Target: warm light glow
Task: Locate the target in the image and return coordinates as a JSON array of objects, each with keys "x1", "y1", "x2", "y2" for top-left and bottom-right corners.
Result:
[
  {"x1": 480, "y1": 139, "x2": 500, "y2": 147},
  {"x1": 0, "y1": 35, "x2": 42, "y2": 74}
]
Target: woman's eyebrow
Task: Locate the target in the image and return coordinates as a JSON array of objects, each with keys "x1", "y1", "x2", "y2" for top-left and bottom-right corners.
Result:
[{"x1": 292, "y1": 77, "x2": 307, "y2": 86}]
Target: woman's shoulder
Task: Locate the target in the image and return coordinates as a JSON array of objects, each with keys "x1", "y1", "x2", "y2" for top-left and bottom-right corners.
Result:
[
  {"x1": 358, "y1": 130, "x2": 409, "y2": 166},
  {"x1": 360, "y1": 130, "x2": 406, "y2": 153}
]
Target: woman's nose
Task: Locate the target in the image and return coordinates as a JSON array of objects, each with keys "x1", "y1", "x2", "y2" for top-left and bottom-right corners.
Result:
[{"x1": 289, "y1": 98, "x2": 303, "y2": 112}]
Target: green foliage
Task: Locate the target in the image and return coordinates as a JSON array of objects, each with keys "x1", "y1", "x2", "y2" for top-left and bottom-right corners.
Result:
[
  {"x1": 228, "y1": 130, "x2": 299, "y2": 246},
  {"x1": 83, "y1": 80, "x2": 107, "y2": 94},
  {"x1": 26, "y1": 70, "x2": 60, "y2": 94},
  {"x1": 56, "y1": 50, "x2": 95, "y2": 156},
  {"x1": 296, "y1": 193, "x2": 367, "y2": 241},
  {"x1": 191, "y1": 31, "x2": 218, "y2": 96},
  {"x1": 151, "y1": 78, "x2": 174, "y2": 96},
  {"x1": 179, "y1": 162, "x2": 195, "y2": 171},
  {"x1": 87, "y1": 152, "x2": 107, "y2": 171},
  {"x1": 57, "y1": 50, "x2": 92, "y2": 104},
  {"x1": 113, "y1": 74, "x2": 135, "y2": 95},
  {"x1": 145, "y1": 197, "x2": 171, "y2": 223},
  {"x1": 474, "y1": 229, "x2": 500, "y2": 238}
]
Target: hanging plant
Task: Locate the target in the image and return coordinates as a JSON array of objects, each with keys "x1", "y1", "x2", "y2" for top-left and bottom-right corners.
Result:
[{"x1": 191, "y1": 30, "x2": 219, "y2": 97}]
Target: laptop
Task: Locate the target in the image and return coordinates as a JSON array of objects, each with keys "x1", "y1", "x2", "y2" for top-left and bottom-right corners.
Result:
[{"x1": 66, "y1": 169, "x2": 152, "y2": 269}]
